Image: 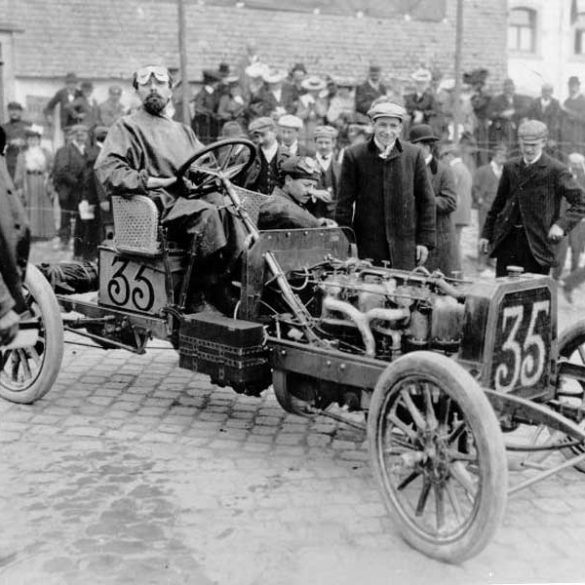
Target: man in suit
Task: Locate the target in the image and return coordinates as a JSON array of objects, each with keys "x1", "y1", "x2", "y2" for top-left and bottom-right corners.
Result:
[
  {"x1": 43, "y1": 72, "x2": 80, "y2": 130},
  {"x1": 53, "y1": 124, "x2": 89, "y2": 250},
  {"x1": 277, "y1": 114, "x2": 313, "y2": 156},
  {"x1": 354, "y1": 64, "x2": 387, "y2": 121},
  {"x1": 404, "y1": 68, "x2": 438, "y2": 129},
  {"x1": 560, "y1": 76, "x2": 585, "y2": 157},
  {"x1": 335, "y1": 101, "x2": 436, "y2": 270},
  {"x1": 487, "y1": 78, "x2": 527, "y2": 154},
  {"x1": 528, "y1": 83, "x2": 561, "y2": 148},
  {"x1": 480, "y1": 120, "x2": 585, "y2": 277},
  {"x1": 192, "y1": 69, "x2": 221, "y2": 144},
  {"x1": 2, "y1": 102, "x2": 32, "y2": 180},
  {"x1": 244, "y1": 116, "x2": 289, "y2": 195},
  {"x1": 409, "y1": 124, "x2": 458, "y2": 276},
  {"x1": 309, "y1": 124, "x2": 340, "y2": 219}
]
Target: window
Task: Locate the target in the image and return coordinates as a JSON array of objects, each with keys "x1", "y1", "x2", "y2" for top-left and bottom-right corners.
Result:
[{"x1": 508, "y1": 7, "x2": 537, "y2": 52}]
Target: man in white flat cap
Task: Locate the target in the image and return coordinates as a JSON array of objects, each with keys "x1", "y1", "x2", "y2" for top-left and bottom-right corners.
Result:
[
  {"x1": 335, "y1": 101, "x2": 436, "y2": 270},
  {"x1": 277, "y1": 114, "x2": 313, "y2": 156},
  {"x1": 480, "y1": 119, "x2": 585, "y2": 277}
]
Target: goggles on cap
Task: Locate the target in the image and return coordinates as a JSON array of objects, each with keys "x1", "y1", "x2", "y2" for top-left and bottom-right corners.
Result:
[{"x1": 134, "y1": 66, "x2": 170, "y2": 86}]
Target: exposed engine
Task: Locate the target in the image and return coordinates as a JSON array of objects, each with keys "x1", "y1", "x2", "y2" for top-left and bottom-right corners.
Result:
[{"x1": 275, "y1": 258, "x2": 469, "y2": 362}]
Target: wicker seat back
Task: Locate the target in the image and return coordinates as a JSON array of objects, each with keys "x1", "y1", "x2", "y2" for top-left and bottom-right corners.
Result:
[
  {"x1": 232, "y1": 186, "x2": 271, "y2": 227},
  {"x1": 111, "y1": 195, "x2": 161, "y2": 256}
]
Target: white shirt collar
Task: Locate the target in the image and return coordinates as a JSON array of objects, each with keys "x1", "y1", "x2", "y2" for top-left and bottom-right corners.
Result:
[
  {"x1": 523, "y1": 151, "x2": 543, "y2": 166},
  {"x1": 490, "y1": 160, "x2": 503, "y2": 178},
  {"x1": 449, "y1": 157, "x2": 463, "y2": 167},
  {"x1": 261, "y1": 141, "x2": 279, "y2": 162},
  {"x1": 374, "y1": 137, "x2": 395, "y2": 158},
  {"x1": 316, "y1": 152, "x2": 332, "y2": 171}
]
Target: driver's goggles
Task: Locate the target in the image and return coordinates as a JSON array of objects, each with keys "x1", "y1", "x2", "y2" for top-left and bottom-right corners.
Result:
[{"x1": 134, "y1": 66, "x2": 170, "y2": 85}]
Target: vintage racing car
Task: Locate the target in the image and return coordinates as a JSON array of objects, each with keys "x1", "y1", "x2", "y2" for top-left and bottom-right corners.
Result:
[{"x1": 2, "y1": 138, "x2": 585, "y2": 563}]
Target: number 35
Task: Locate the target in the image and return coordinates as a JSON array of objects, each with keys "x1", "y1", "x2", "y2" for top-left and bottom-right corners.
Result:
[{"x1": 495, "y1": 301, "x2": 550, "y2": 392}]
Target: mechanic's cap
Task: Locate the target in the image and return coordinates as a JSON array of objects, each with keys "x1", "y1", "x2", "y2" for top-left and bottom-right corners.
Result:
[
  {"x1": 280, "y1": 156, "x2": 321, "y2": 181},
  {"x1": 248, "y1": 116, "x2": 275, "y2": 134},
  {"x1": 367, "y1": 101, "x2": 407, "y2": 122},
  {"x1": 277, "y1": 114, "x2": 303, "y2": 130},
  {"x1": 313, "y1": 125, "x2": 339, "y2": 140},
  {"x1": 518, "y1": 119, "x2": 548, "y2": 141}
]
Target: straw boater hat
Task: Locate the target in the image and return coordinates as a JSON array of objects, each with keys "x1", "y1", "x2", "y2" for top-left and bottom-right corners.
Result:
[
  {"x1": 301, "y1": 76, "x2": 327, "y2": 92},
  {"x1": 263, "y1": 68, "x2": 286, "y2": 84},
  {"x1": 412, "y1": 68, "x2": 432, "y2": 83},
  {"x1": 245, "y1": 62, "x2": 269, "y2": 79}
]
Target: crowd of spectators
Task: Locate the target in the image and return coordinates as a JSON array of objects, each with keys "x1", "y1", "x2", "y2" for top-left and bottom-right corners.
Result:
[{"x1": 4, "y1": 53, "x2": 585, "y2": 281}]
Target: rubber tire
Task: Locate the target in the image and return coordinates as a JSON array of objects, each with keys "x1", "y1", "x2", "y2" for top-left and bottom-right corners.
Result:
[
  {"x1": 272, "y1": 370, "x2": 315, "y2": 417},
  {"x1": 556, "y1": 320, "x2": 585, "y2": 472},
  {"x1": 367, "y1": 351, "x2": 508, "y2": 563},
  {"x1": 0, "y1": 264, "x2": 64, "y2": 404}
]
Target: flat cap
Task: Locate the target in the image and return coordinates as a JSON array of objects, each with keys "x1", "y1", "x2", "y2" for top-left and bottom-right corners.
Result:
[
  {"x1": 277, "y1": 114, "x2": 303, "y2": 129},
  {"x1": 68, "y1": 123, "x2": 89, "y2": 133},
  {"x1": 248, "y1": 116, "x2": 275, "y2": 134},
  {"x1": 517, "y1": 119, "x2": 548, "y2": 141},
  {"x1": 280, "y1": 156, "x2": 321, "y2": 181},
  {"x1": 313, "y1": 125, "x2": 339, "y2": 139},
  {"x1": 367, "y1": 101, "x2": 407, "y2": 121}
]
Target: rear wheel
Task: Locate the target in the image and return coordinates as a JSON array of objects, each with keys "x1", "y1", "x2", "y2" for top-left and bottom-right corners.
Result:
[
  {"x1": 0, "y1": 264, "x2": 64, "y2": 404},
  {"x1": 555, "y1": 321, "x2": 585, "y2": 472},
  {"x1": 367, "y1": 351, "x2": 507, "y2": 563}
]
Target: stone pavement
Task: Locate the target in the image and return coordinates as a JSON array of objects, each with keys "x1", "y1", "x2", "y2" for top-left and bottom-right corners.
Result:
[{"x1": 1, "y1": 221, "x2": 585, "y2": 584}]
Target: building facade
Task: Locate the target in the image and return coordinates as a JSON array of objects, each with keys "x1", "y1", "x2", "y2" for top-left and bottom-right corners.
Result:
[{"x1": 508, "y1": 0, "x2": 585, "y2": 98}]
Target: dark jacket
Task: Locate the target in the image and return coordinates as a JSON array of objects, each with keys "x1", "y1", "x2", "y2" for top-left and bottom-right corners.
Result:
[
  {"x1": 43, "y1": 87, "x2": 81, "y2": 129},
  {"x1": 354, "y1": 81, "x2": 387, "y2": 117},
  {"x1": 481, "y1": 153, "x2": 585, "y2": 268},
  {"x1": 528, "y1": 97, "x2": 561, "y2": 143},
  {"x1": 424, "y1": 157, "x2": 458, "y2": 275},
  {"x1": 307, "y1": 156, "x2": 341, "y2": 219},
  {"x1": 487, "y1": 93, "x2": 527, "y2": 148},
  {"x1": 53, "y1": 142, "x2": 88, "y2": 205},
  {"x1": 335, "y1": 138, "x2": 436, "y2": 270},
  {"x1": 0, "y1": 157, "x2": 30, "y2": 317},
  {"x1": 560, "y1": 94, "x2": 585, "y2": 153},
  {"x1": 244, "y1": 146, "x2": 289, "y2": 195},
  {"x1": 258, "y1": 186, "x2": 321, "y2": 230}
]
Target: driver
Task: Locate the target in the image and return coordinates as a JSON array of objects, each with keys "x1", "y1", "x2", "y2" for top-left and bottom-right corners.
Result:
[{"x1": 95, "y1": 65, "x2": 247, "y2": 311}]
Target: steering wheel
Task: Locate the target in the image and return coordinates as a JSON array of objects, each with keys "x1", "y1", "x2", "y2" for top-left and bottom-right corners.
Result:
[{"x1": 175, "y1": 138, "x2": 256, "y2": 198}]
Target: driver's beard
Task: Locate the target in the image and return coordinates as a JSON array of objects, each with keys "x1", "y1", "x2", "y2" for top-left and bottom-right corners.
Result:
[{"x1": 143, "y1": 93, "x2": 168, "y2": 115}]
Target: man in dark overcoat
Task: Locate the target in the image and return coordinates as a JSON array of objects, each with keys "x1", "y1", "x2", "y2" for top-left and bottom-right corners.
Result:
[
  {"x1": 335, "y1": 102, "x2": 436, "y2": 270},
  {"x1": 480, "y1": 120, "x2": 585, "y2": 277},
  {"x1": 409, "y1": 124, "x2": 458, "y2": 276},
  {"x1": 354, "y1": 64, "x2": 387, "y2": 121}
]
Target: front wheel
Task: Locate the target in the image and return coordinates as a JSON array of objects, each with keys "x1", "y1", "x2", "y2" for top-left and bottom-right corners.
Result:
[
  {"x1": 0, "y1": 264, "x2": 64, "y2": 404},
  {"x1": 367, "y1": 351, "x2": 507, "y2": 563},
  {"x1": 554, "y1": 321, "x2": 585, "y2": 472}
]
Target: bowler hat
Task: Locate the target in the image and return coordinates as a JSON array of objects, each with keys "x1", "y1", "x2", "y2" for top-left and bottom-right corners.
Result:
[
  {"x1": 65, "y1": 72, "x2": 78, "y2": 83},
  {"x1": 7, "y1": 101, "x2": 23, "y2": 111},
  {"x1": 218, "y1": 62, "x2": 230, "y2": 78},
  {"x1": 569, "y1": 75, "x2": 581, "y2": 86},
  {"x1": 367, "y1": 101, "x2": 407, "y2": 121},
  {"x1": 280, "y1": 156, "x2": 321, "y2": 181},
  {"x1": 409, "y1": 124, "x2": 438, "y2": 144},
  {"x1": 94, "y1": 125, "x2": 109, "y2": 140},
  {"x1": 202, "y1": 69, "x2": 220, "y2": 84}
]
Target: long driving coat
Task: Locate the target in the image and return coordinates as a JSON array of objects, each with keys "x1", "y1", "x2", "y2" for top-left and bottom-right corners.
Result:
[
  {"x1": 335, "y1": 138, "x2": 436, "y2": 270},
  {"x1": 481, "y1": 154, "x2": 585, "y2": 268}
]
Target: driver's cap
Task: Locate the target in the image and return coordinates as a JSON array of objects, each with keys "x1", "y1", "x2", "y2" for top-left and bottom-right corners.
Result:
[{"x1": 280, "y1": 156, "x2": 321, "y2": 181}]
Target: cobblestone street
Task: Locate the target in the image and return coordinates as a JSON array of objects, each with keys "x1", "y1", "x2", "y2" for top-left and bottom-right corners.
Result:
[{"x1": 1, "y1": 222, "x2": 585, "y2": 584}]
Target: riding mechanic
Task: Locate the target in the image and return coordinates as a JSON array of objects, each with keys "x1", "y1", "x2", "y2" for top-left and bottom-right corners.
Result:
[{"x1": 95, "y1": 65, "x2": 247, "y2": 312}]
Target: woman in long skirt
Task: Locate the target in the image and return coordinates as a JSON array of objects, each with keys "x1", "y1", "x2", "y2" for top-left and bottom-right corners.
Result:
[{"x1": 14, "y1": 126, "x2": 55, "y2": 240}]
